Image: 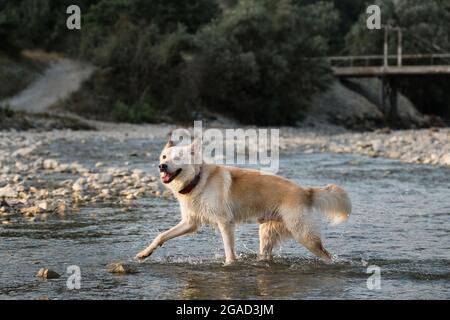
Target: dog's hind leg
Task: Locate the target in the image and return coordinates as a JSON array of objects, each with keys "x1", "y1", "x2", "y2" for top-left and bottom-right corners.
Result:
[
  {"x1": 299, "y1": 235, "x2": 332, "y2": 262},
  {"x1": 283, "y1": 213, "x2": 332, "y2": 262},
  {"x1": 259, "y1": 221, "x2": 290, "y2": 260},
  {"x1": 289, "y1": 230, "x2": 332, "y2": 262}
]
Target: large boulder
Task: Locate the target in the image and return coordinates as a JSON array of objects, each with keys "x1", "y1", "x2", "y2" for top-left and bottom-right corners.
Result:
[
  {"x1": 308, "y1": 80, "x2": 384, "y2": 131},
  {"x1": 308, "y1": 78, "x2": 431, "y2": 130}
]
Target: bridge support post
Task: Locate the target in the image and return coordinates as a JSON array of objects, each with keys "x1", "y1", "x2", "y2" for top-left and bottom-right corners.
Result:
[
  {"x1": 388, "y1": 77, "x2": 398, "y2": 125},
  {"x1": 380, "y1": 76, "x2": 399, "y2": 126}
]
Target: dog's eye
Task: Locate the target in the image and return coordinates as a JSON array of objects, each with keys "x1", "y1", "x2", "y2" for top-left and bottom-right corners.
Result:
[{"x1": 162, "y1": 155, "x2": 166, "y2": 159}]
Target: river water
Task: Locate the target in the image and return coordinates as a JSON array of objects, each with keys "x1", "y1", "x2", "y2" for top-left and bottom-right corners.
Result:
[{"x1": 1, "y1": 136, "x2": 449, "y2": 299}]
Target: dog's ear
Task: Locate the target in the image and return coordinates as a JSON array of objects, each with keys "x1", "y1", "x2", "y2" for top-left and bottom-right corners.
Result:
[{"x1": 164, "y1": 132, "x2": 174, "y2": 149}]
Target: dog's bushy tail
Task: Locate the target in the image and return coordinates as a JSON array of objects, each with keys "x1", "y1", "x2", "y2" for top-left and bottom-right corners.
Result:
[{"x1": 310, "y1": 184, "x2": 352, "y2": 225}]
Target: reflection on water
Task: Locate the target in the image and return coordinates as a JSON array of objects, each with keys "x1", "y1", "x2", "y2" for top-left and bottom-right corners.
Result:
[
  {"x1": 169, "y1": 258, "x2": 350, "y2": 300},
  {"x1": 0, "y1": 137, "x2": 449, "y2": 299}
]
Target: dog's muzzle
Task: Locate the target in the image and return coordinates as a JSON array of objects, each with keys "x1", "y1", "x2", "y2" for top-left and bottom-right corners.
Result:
[{"x1": 160, "y1": 166, "x2": 182, "y2": 184}]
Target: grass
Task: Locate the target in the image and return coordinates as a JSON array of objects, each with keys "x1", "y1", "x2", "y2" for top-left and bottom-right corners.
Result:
[
  {"x1": 0, "y1": 103, "x2": 94, "y2": 131},
  {"x1": 0, "y1": 104, "x2": 15, "y2": 118},
  {"x1": 54, "y1": 70, "x2": 174, "y2": 124}
]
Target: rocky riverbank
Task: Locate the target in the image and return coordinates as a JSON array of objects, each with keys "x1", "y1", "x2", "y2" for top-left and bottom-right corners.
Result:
[
  {"x1": 0, "y1": 124, "x2": 449, "y2": 224},
  {"x1": 0, "y1": 106, "x2": 94, "y2": 131},
  {"x1": 0, "y1": 127, "x2": 169, "y2": 224},
  {"x1": 280, "y1": 126, "x2": 450, "y2": 166}
]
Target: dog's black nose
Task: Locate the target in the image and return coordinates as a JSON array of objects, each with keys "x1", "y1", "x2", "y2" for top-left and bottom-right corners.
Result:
[{"x1": 159, "y1": 164, "x2": 168, "y2": 172}]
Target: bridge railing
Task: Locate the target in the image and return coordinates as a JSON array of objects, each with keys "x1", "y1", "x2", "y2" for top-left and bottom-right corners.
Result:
[{"x1": 329, "y1": 53, "x2": 450, "y2": 68}]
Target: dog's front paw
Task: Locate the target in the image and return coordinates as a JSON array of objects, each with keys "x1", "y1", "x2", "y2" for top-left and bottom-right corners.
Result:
[
  {"x1": 257, "y1": 254, "x2": 273, "y2": 262},
  {"x1": 223, "y1": 258, "x2": 237, "y2": 266},
  {"x1": 135, "y1": 248, "x2": 154, "y2": 260}
]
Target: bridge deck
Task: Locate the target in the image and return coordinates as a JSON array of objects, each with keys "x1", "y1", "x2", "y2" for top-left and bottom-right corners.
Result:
[{"x1": 333, "y1": 65, "x2": 450, "y2": 77}]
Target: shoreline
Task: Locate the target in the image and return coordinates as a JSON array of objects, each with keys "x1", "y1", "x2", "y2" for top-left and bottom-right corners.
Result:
[
  {"x1": 1, "y1": 122, "x2": 449, "y2": 167},
  {"x1": 0, "y1": 123, "x2": 448, "y2": 224},
  {"x1": 280, "y1": 126, "x2": 450, "y2": 167}
]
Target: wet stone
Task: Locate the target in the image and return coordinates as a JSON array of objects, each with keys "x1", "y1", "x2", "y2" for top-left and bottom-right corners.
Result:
[
  {"x1": 37, "y1": 268, "x2": 61, "y2": 279},
  {"x1": 0, "y1": 185, "x2": 18, "y2": 198},
  {"x1": 43, "y1": 159, "x2": 58, "y2": 170},
  {"x1": 107, "y1": 262, "x2": 138, "y2": 274}
]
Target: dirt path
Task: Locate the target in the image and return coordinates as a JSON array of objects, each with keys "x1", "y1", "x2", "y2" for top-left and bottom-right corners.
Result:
[{"x1": 2, "y1": 58, "x2": 94, "y2": 113}]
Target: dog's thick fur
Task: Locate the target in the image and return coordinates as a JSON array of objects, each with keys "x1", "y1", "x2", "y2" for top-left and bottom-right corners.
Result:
[{"x1": 136, "y1": 139, "x2": 351, "y2": 264}]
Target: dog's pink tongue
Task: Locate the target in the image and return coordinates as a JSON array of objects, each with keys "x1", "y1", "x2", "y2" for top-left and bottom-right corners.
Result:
[{"x1": 162, "y1": 173, "x2": 171, "y2": 183}]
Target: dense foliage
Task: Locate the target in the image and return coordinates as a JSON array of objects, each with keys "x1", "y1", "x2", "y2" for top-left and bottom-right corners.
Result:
[
  {"x1": 0, "y1": 0, "x2": 338, "y2": 124},
  {"x1": 191, "y1": 0, "x2": 336, "y2": 124},
  {"x1": 1, "y1": 0, "x2": 449, "y2": 123}
]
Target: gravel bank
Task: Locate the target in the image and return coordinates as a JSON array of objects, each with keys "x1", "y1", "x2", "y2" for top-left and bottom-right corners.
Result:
[
  {"x1": 0, "y1": 126, "x2": 171, "y2": 223},
  {"x1": 1, "y1": 124, "x2": 449, "y2": 223},
  {"x1": 280, "y1": 126, "x2": 450, "y2": 167}
]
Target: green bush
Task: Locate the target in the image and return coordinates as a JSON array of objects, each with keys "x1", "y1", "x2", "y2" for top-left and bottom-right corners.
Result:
[
  {"x1": 64, "y1": 0, "x2": 336, "y2": 125},
  {"x1": 112, "y1": 101, "x2": 161, "y2": 123},
  {"x1": 1, "y1": 0, "x2": 337, "y2": 125},
  {"x1": 0, "y1": 104, "x2": 15, "y2": 118},
  {"x1": 72, "y1": 0, "x2": 217, "y2": 123},
  {"x1": 192, "y1": 0, "x2": 335, "y2": 125}
]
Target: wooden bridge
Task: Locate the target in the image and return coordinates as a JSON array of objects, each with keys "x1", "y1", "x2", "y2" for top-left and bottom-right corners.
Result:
[
  {"x1": 327, "y1": 26, "x2": 450, "y2": 124},
  {"x1": 330, "y1": 53, "x2": 450, "y2": 77}
]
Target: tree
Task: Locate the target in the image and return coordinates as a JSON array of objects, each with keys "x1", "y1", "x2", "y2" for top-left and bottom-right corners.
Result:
[
  {"x1": 130, "y1": 0, "x2": 220, "y2": 34},
  {"x1": 71, "y1": 0, "x2": 219, "y2": 122},
  {"x1": 192, "y1": 0, "x2": 336, "y2": 125}
]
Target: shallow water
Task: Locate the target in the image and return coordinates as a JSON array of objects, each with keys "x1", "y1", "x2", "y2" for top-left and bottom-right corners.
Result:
[{"x1": 1, "y1": 136, "x2": 449, "y2": 299}]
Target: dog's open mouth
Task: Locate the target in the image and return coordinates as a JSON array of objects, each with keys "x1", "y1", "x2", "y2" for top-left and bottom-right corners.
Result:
[{"x1": 161, "y1": 168, "x2": 182, "y2": 184}]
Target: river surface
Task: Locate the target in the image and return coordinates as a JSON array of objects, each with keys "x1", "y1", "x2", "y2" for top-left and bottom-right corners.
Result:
[{"x1": 0, "y1": 136, "x2": 449, "y2": 299}]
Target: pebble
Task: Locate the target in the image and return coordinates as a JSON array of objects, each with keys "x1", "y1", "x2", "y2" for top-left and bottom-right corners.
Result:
[
  {"x1": 56, "y1": 201, "x2": 66, "y2": 214},
  {"x1": 72, "y1": 178, "x2": 86, "y2": 192},
  {"x1": 43, "y1": 159, "x2": 58, "y2": 170},
  {"x1": 15, "y1": 162, "x2": 29, "y2": 172},
  {"x1": 11, "y1": 147, "x2": 35, "y2": 158},
  {"x1": 441, "y1": 154, "x2": 450, "y2": 166},
  {"x1": 20, "y1": 206, "x2": 40, "y2": 216},
  {"x1": 0, "y1": 185, "x2": 18, "y2": 198},
  {"x1": 107, "y1": 262, "x2": 138, "y2": 274},
  {"x1": 95, "y1": 162, "x2": 104, "y2": 168},
  {"x1": 36, "y1": 201, "x2": 49, "y2": 211},
  {"x1": 36, "y1": 268, "x2": 61, "y2": 279},
  {"x1": 98, "y1": 174, "x2": 113, "y2": 184},
  {"x1": 55, "y1": 164, "x2": 70, "y2": 173}
]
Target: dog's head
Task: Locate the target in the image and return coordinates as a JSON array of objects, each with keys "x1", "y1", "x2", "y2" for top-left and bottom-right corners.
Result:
[{"x1": 158, "y1": 135, "x2": 201, "y2": 189}]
